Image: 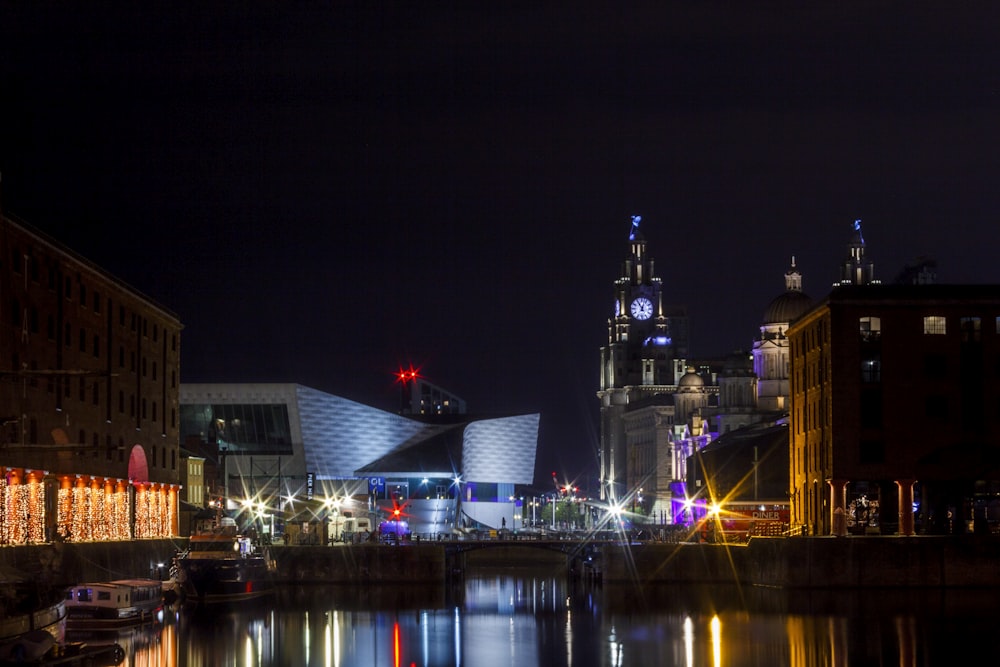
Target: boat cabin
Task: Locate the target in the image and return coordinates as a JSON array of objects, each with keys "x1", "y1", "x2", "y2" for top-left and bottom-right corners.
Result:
[{"x1": 64, "y1": 579, "x2": 163, "y2": 626}]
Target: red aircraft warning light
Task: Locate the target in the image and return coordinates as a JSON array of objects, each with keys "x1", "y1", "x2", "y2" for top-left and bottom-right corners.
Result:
[{"x1": 395, "y1": 364, "x2": 422, "y2": 384}]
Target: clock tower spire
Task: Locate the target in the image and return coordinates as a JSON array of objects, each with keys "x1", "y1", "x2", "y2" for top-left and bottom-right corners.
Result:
[{"x1": 597, "y1": 216, "x2": 687, "y2": 503}]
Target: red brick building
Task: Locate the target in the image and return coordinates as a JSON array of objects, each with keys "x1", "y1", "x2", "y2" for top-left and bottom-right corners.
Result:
[
  {"x1": 0, "y1": 212, "x2": 182, "y2": 542},
  {"x1": 788, "y1": 284, "x2": 1000, "y2": 536}
]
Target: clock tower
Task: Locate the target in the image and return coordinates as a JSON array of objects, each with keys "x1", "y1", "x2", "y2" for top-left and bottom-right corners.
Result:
[{"x1": 597, "y1": 216, "x2": 688, "y2": 503}]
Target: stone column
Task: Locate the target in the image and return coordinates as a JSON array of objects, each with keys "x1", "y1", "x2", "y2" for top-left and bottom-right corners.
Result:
[
  {"x1": 827, "y1": 479, "x2": 849, "y2": 536},
  {"x1": 895, "y1": 478, "x2": 916, "y2": 536}
]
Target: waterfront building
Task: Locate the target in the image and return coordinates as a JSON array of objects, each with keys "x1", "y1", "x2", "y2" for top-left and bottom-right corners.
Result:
[
  {"x1": 597, "y1": 216, "x2": 810, "y2": 524},
  {"x1": 788, "y1": 283, "x2": 1000, "y2": 536},
  {"x1": 0, "y1": 212, "x2": 181, "y2": 544},
  {"x1": 179, "y1": 383, "x2": 538, "y2": 540},
  {"x1": 751, "y1": 258, "x2": 814, "y2": 417},
  {"x1": 597, "y1": 215, "x2": 700, "y2": 513}
]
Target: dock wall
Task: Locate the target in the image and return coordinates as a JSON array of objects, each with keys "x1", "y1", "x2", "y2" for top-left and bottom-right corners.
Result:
[
  {"x1": 600, "y1": 536, "x2": 1000, "y2": 587},
  {"x1": 3, "y1": 535, "x2": 999, "y2": 590}
]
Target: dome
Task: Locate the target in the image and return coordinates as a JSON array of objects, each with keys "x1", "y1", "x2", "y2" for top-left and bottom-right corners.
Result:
[
  {"x1": 678, "y1": 366, "x2": 704, "y2": 388},
  {"x1": 762, "y1": 290, "x2": 813, "y2": 325}
]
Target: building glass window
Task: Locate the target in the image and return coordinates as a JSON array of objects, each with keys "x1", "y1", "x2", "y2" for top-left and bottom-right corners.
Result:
[
  {"x1": 923, "y1": 316, "x2": 946, "y2": 335},
  {"x1": 179, "y1": 403, "x2": 294, "y2": 453},
  {"x1": 960, "y1": 317, "x2": 981, "y2": 343},
  {"x1": 861, "y1": 356, "x2": 881, "y2": 383},
  {"x1": 859, "y1": 316, "x2": 881, "y2": 341}
]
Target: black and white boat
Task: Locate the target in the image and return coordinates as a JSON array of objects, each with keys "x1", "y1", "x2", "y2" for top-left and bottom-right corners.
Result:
[
  {"x1": 63, "y1": 579, "x2": 163, "y2": 628},
  {"x1": 173, "y1": 524, "x2": 276, "y2": 604}
]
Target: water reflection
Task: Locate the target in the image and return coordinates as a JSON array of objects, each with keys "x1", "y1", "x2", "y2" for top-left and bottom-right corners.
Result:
[{"x1": 91, "y1": 570, "x2": 997, "y2": 666}]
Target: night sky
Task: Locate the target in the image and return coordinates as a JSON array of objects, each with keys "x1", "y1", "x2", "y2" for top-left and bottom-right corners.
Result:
[{"x1": 3, "y1": 4, "x2": 1000, "y2": 491}]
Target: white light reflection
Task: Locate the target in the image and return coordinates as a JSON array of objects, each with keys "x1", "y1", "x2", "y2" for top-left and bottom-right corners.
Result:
[
  {"x1": 710, "y1": 615, "x2": 722, "y2": 667},
  {"x1": 244, "y1": 634, "x2": 254, "y2": 666},
  {"x1": 564, "y1": 597, "x2": 573, "y2": 666},
  {"x1": 304, "y1": 610, "x2": 311, "y2": 665},
  {"x1": 509, "y1": 616, "x2": 516, "y2": 664},
  {"x1": 254, "y1": 616, "x2": 264, "y2": 666},
  {"x1": 422, "y1": 610, "x2": 429, "y2": 667},
  {"x1": 454, "y1": 606, "x2": 462, "y2": 666},
  {"x1": 683, "y1": 616, "x2": 694, "y2": 667},
  {"x1": 608, "y1": 624, "x2": 623, "y2": 666},
  {"x1": 326, "y1": 610, "x2": 340, "y2": 667}
]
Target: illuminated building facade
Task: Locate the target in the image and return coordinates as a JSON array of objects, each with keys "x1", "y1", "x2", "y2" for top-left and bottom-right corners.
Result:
[
  {"x1": 180, "y1": 383, "x2": 538, "y2": 539},
  {"x1": 597, "y1": 215, "x2": 696, "y2": 511},
  {"x1": 0, "y1": 212, "x2": 181, "y2": 544}
]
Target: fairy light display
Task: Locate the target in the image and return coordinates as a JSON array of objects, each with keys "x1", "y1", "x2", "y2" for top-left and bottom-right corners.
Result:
[
  {"x1": 0, "y1": 470, "x2": 9, "y2": 544},
  {"x1": 23, "y1": 471, "x2": 45, "y2": 543},
  {"x1": 57, "y1": 477, "x2": 72, "y2": 540},
  {"x1": 72, "y1": 477, "x2": 88, "y2": 540},
  {"x1": 0, "y1": 468, "x2": 47, "y2": 545},
  {"x1": 11, "y1": 470, "x2": 176, "y2": 544},
  {"x1": 112, "y1": 480, "x2": 130, "y2": 540}
]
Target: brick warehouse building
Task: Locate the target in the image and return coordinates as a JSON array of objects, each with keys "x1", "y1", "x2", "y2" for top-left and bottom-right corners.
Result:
[
  {"x1": 788, "y1": 284, "x2": 1000, "y2": 536},
  {"x1": 0, "y1": 212, "x2": 181, "y2": 543}
]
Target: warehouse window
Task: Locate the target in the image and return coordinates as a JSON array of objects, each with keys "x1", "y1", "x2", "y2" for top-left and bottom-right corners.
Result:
[{"x1": 923, "y1": 316, "x2": 946, "y2": 335}]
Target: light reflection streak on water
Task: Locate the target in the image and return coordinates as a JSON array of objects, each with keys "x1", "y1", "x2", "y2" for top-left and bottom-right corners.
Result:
[
  {"x1": 244, "y1": 633, "x2": 254, "y2": 666},
  {"x1": 326, "y1": 610, "x2": 337, "y2": 667},
  {"x1": 302, "y1": 610, "x2": 310, "y2": 666},
  {"x1": 608, "y1": 624, "x2": 621, "y2": 666},
  {"x1": 683, "y1": 616, "x2": 694, "y2": 667},
  {"x1": 454, "y1": 606, "x2": 461, "y2": 667},
  {"x1": 421, "y1": 610, "x2": 429, "y2": 667},
  {"x1": 509, "y1": 616, "x2": 515, "y2": 665},
  {"x1": 710, "y1": 615, "x2": 721, "y2": 667},
  {"x1": 564, "y1": 597, "x2": 572, "y2": 667},
  {"x1": 393, "y1": 622, "x2": 401, "y2": 667}
]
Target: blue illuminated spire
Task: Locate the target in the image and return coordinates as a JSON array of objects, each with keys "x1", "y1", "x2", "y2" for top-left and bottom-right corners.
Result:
[
  {"x1": 629, "y1": 215, "x2": 641, "y2": 241},
  {"x1": 837, "y1": 218, "x2": 879, "y2": 285}
]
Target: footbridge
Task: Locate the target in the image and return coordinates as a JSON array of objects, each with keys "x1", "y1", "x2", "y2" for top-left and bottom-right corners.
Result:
[{"x1": 441, "y1": 537, "x2": 610, "y2": 577}]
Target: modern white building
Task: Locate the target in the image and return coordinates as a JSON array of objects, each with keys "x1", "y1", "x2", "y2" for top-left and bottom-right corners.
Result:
[{"x1": 179, "y1": 383, "x2": 538, "y2": 540}]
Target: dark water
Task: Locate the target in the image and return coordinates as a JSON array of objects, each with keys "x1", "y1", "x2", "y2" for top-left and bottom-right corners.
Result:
[{"x1": 70, "y1": 569, "x2": 999, "y2": 666}]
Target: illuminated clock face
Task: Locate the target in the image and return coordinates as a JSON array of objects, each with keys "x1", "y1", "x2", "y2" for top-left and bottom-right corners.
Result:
[{"x1": 630, "y1": 297, "x2": 653, "y2": 320}]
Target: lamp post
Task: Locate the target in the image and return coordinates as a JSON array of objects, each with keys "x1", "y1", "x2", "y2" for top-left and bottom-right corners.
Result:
[{"x1": 551, "y1": 493, "x2": 557, "y2": 530}]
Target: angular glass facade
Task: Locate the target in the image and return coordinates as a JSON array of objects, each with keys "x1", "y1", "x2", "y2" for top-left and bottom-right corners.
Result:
[{"x1": 180, "y1": 403, "x2": 294, "y2": 454}]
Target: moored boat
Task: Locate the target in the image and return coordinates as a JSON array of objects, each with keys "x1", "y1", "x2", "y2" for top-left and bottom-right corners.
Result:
[
  {"x1": 0, "y1": 629, "x2": 125, "y2": 666},
  {"x1": 173, "y1": 524, "x2": 276, "y2": 603},
  {"x1": 63, "y1": 579, "x2": 163, "y2": 628},
  {"x1": 0, "y1": 596, "x2": 66, "y2": 644}
]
